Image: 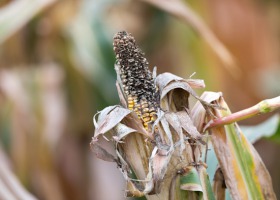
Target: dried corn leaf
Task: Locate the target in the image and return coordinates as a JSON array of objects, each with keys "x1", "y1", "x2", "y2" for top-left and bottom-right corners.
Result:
[
  {"x1": 95, "y1": 106, "x2": 132, "y2": 136},
  {"x1": 116, "y1": 82, "x2": 127, "y2": 108},
  {"x1": 120, "y1": 133, "x2": 154, "y2": 196},
  {"x1": 156, "y1": 72, "x2": 206, "y2": 90},
  {"x1": 157, "y1": 73, "x2": 209, "y2": 114},
  {"x1": 186, "y1": 79, "x2": 205, "y2": 89},
  {"x1": 113, "y1": 123, "x2": 137, "y2": 142},
  {"x1": 160, "y1": 80, "x2": 191, "y2": 111},
  {"x1": 156, "y1": 73, "x2": 183, "y2": 91},
  {"x1": 92, "y1": 106, "x2": 143, "y2": 162},
  {"x1": 164, "y1": 112, "x2": 185, "y2": 153},
  {"x1": 151, "y1": 147, "x2": 173, "y2": 192},
  {"x1": 176, "y1": 111, "x2": 203, "y2": 142},
  {"x1": 159, "y1": 116, "x2": 174, "y2": 150},
  {"x1": 197, "y1": 164, "x2": 215, "y2": 200},
  {"x1": 212, "y1": 168, "x2": 226, "y2": 200},
  {"x1": 149, "y1": 117, "x2": 174, "y2": 192},
  {"x1": 191, "y1": 92, "x2": 223, "y2": 132},
  {"x1": 92, "y1": 106, "x2": 155, "y2": 196},
  {"x1": 194, "y1": 92, "x2": 276, "y2": 200},
  {"x1": 90, "y1": 142, "x2": 116, "y2": 162},
  {"x1": 179, "y1": 166, "x2": 202, "y2": 192}
]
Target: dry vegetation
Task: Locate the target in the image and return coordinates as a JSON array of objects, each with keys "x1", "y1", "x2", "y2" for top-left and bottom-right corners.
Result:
[{"x1": 0, "y1": 0, "x2": 279, "y2": 200}]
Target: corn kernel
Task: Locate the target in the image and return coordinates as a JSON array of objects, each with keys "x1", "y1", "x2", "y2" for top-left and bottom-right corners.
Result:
[{"x1": 143, "y1": 117, "x2": 151, "y2": 122}]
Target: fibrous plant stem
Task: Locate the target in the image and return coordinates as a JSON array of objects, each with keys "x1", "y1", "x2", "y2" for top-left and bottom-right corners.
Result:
[{"x1": 204, "y1": 96, "x2": 280, "y2": 131}]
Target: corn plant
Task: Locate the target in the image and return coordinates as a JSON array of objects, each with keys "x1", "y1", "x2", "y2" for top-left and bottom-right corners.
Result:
[{"x1": 90, "y1": 31, "x2": 278, "y2": 200}]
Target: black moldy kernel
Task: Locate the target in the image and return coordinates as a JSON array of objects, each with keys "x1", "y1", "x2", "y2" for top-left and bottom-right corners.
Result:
[{"x1": 113, "y1": 31, "x2": 159, "y2": 130}]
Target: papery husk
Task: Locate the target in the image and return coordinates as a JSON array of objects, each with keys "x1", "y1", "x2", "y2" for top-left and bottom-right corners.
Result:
[
  {"x1": 91, "y1": 107, "x2": 194, "y2": 199},
  {"x1": 212, "y1": 168, "x2": 226, "y2": 200},
  {"x1": 91, "y1": 105, "x2": 154, "y2": 194}
]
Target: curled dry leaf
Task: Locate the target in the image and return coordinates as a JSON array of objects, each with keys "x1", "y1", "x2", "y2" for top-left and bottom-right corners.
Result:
[
  {"x1": 186, "y1": 78, "x2": 205, "y2": 89},
  {"x1": 94, "y1": 106, "x2": 132, "y2": 136},
  {"x1": 191, "y1": 91, "x2": 223, "y2": 132},
  {"x1": 90, "y1": 142, "x2": 116, "y2": 163},
  {"x1": 157, "y1": 72, "x2": 217, "y2": 117},
  {"x1": 157, "y1": 73, "x2": 196, "y2": 111}
]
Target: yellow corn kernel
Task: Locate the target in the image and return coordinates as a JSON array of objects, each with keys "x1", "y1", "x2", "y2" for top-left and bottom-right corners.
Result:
[
  {"x1": 142, "y1": 113, "x2": 150, "y2": 118},
  {"x1": 143, "y1": 117, "x2": 151, "y2": 122},
  {"x1": 142, "y1": 108, "x2": 149, "y2": 113},
  {"x1": 143, "y1": 122, "x2": 148, "y2": 130},
  {"x1": 149, "y1": 112, "x2": 156, "y2": 116},
  {"x1": 128, "y1": 100, "x2": 134, "y2": 105},
  {"x1": 128, "y1": 102, "x2": 134, "y2": 106}
]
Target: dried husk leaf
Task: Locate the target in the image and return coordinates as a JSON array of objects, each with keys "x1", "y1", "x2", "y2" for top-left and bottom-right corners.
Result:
[
  {"x1": 186, "y1": 79, "x2": 205, "y2": 89},
  {"x1": 91, "y1": 106, "x2": 132, "y2": 161},
  {"x1": 159, "y1": 116, "x2": 174, "y2": 150},
  {"x1": 180, "y1": 166, "x2": 202, "y2": 192},
  {"x1": 197, "y1": 164, "x2": 215, "y2": 200},
  {"x1": 176, "y1": 111, "x2": 203, "y2": 143},
  {"x1": 121, "y1": 133, "x2": 152, "y2": 181},
  {"x1": 92, "y1": 106, "x2": 155, "y2": 197},
  {"x1": 156, "y1": 72, "x2": 205, "y2": 90},
  {"x1": 90, "y1": 141, "x2": 117, "y2": 162},
  {"x1": 169, "y1": 174, "x2": 199, "y2": 200},
  {"x1": 190, "y1": 92, "x2": 223, "y2": 132},
  {"x1": 157, "y1": 73, "x2": 211, "y2": 118},
  {"x1": 94, "y1": 106, "x2": 132, "y2": 136},
  {"x1": 164, "y1": 112, "x2": 185, "y2": 153},
  {"x1": 151, "y1": 147, "x2": 173, "y2": 193},
  {"x1": 212, "y1": 168, "x2": 226, "y2": 200},
  {"x1": 160, "y1": 81, "x2": 190, "y2": 111},
  {"x1": 156, "y1": 73, "x2": 183, "y2": 91},
  {"x1": 148, "y1": 148, "x2": 197, "y2": 199},
  {"x1": 113, "y1": 123, "x2": 138, "y2": 142},
  {"x1": 116, "y1": 81, "x2": 127, "y2": 108}
]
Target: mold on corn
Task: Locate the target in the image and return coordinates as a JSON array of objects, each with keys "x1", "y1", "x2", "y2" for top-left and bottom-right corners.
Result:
[{"x1": 113, "y1": 31, "x2": 159, "y2": 130}]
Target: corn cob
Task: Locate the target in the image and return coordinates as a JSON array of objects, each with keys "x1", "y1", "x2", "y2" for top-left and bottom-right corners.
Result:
[{"x1": 113, "y1": 31, "x2": 159, "y2": 130}]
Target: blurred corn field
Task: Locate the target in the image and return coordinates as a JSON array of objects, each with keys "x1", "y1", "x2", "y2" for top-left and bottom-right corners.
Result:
[{"x1": 0, "y1": 0, "x2": 280, "y2": 200}]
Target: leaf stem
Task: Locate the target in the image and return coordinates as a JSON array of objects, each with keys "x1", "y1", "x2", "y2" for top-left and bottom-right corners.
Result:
[{"x1": 204, "y1": 96, "x2": 280, "y2": 131}]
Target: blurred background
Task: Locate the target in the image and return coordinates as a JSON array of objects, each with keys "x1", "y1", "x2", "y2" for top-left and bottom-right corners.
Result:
[{"x1": 0, "y1": 0, "x2": 279, "y2": 199}]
